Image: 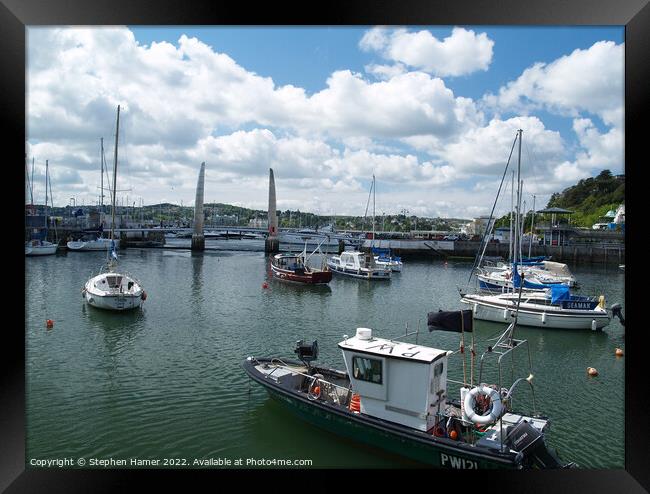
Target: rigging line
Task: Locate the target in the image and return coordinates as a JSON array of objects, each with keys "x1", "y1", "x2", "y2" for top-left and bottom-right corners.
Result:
[
  {"x1": 468, "y1": 134, "x2": 519, "y2": 284},
  {"x1": 523, "y1": 139, "x2": 541, "y2": 195}
]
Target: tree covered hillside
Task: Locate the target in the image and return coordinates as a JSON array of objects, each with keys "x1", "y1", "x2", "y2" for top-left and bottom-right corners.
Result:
[{"x1": 546, "y1": 170, "x2": 624, "y2": 227}]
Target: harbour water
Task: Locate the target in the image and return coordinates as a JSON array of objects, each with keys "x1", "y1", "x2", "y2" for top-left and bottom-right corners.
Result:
[{"x1": 25, "y1": 239, "x2": 625, "y2": 468}]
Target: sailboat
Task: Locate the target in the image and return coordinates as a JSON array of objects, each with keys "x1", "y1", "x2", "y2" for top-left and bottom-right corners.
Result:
[
  {"x1": 327, "y1": 176, "x2": 392, "y2": 280},
  {"x1": 82, "y1": 105, "x2": 146, "y2": 311},
  {"x1": 366, "y1": 175, "x2": 403, "y2": 271},
  {"x1": 25, "y1": 159, "x2": 58, "y2": 256},
  {"x1": 462, "y1": 130, "x2": 618, "y2": 330},
  {"x1": 67, "y1": 138, "x2": 120, "y2": 252}
]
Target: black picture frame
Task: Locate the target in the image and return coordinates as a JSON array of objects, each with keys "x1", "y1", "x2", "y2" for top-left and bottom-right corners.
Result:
[{"x1": 4, "y1": 0, "x2": 645, "y2": 491}]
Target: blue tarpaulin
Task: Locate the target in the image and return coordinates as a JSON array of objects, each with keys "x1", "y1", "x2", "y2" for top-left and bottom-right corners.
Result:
[{"x1": 550, "y1": 285, "x2": 571, "y2": 304}]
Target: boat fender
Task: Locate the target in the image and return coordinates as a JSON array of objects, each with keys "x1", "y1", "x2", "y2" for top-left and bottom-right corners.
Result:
[
  {"x1": 591, "y1": 319, "x2": 597, "y2": 331},
  {"x1": 464, "y1": 385, "x2": 503, "y2": 425},
  {"x1": 541, "y1": 312, "x2": 547, "y2": 325},
  {"x1": 141, "y1": 291, "x2": 147, "y2": 301},
  {"x1": 503, "y1": 309, "x2": 508, "y2": 320}
]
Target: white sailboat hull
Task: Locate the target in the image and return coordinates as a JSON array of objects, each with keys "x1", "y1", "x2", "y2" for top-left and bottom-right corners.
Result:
[
  {"x1": 68, "y1": 238, "x2": 120, "y2": 251},
  {"x1": 25, "y1": 242, "x2": 57, "y2": 256},
  {"x1": 84, "y1": 272, "x2": 145, "y2": 311},
  {"x1": 461, "y1": 295, "x2": 610, "y2": 330}
]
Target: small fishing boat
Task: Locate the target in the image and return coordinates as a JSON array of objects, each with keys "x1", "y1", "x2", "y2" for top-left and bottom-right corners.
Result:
[
  {"x1": 371, "y1": 247, "x2": 403, "y2": 272},
  {"x1": 327, "y1": 251, "x2": 391, "y2": 280},
  {"x1": 271, "y1": 253, "x2": 332, "y2": 285},
  {"x1": 244, "y1": 318, "x2": 573, "y2": 469}
]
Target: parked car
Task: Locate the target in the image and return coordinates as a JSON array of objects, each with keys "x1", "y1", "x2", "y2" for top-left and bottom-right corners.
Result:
[{"x1": 443, "y1": 235, "x2": 459, "y2": 241}]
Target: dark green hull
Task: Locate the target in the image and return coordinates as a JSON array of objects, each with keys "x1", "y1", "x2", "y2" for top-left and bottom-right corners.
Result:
[{"x1": 265, "y1": 387, "x2": 518, "y2": 469}]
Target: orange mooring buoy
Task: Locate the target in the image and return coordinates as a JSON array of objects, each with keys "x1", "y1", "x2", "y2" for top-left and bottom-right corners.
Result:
[
  {"x1": 46, "y1": 319, "x2": 54, "y2": 329},
  {"x1": 615, "y1": 348, "x2": 624, "y2": 357},
  {"x1": 587, "y1": 367, "x2": 598, "y2": 376}
]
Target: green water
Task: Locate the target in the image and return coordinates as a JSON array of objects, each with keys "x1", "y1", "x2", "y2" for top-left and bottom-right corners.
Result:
[{"x1": 25, "y1": 241, "x2": 625, "y2": 468}]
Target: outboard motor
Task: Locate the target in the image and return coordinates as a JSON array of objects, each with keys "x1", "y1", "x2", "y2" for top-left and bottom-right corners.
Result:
[
  {"x1": 294, "y1": 340, "x2": 318, "y2": 367},
  {"x1": 505, "y1": 421, "x2": 567, "y2": 469},
  {"x1": 611, "y1": 303, "x2": 625, "y2": 327}
]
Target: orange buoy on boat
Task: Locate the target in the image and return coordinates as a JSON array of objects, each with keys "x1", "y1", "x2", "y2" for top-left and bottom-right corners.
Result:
[
  {"x1": 615, "y1": 348, "x2": 624, "y2": 357},
  {"x1": 46, "y1": 319, "x2": 54, "y2": 329},
  {"x1": 449, "y1": 430, "x2": 458, "y2": 440},
  {"x1": 587, "y1": 367, "x2": 598, "y2": 376}
]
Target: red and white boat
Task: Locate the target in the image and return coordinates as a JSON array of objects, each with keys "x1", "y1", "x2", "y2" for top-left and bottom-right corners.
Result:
[{"x1": 270, "y1": 253, "x2": 333, "y2": 284}]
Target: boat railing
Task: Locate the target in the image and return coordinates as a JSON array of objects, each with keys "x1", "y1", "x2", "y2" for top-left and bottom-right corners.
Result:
[{"x1": 268, "y1": 359, "x2": 353, "y2": 406}]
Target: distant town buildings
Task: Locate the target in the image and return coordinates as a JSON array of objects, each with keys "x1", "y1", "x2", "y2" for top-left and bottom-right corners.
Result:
[{"x1": 248, "y1": 217, "x2": 268, "y2": 228}]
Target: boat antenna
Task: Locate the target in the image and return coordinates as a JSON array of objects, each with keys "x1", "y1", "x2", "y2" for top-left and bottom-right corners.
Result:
[{"x1": 468, "y1": 133, "x2": 518, "y2": 283}]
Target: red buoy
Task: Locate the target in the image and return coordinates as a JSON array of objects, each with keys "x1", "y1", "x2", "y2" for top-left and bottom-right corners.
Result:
[
  {"x1": 262, "y1": 282, "x2": 269, "y2": 289},
  {"x1": 449, "y1": 430, "x2": 458, "y2": 440},
  {"x1": 46, "y1": 319, "x2": 54, "y2": 329}
]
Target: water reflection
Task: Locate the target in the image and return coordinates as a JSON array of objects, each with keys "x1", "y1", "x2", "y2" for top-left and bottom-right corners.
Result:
[{"x1": 191, "y1": 251, "x2": 205, "y2": 309}]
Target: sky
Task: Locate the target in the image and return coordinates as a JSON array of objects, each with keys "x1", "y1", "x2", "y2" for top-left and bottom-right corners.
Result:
[{"x1": 26, "y1": 26, "x2": 624, "y2": 219}]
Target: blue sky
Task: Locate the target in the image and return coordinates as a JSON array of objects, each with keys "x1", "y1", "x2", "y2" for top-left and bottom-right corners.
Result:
[{"x1": 27, "y1": 26, "x2": 624, "y2": 218}]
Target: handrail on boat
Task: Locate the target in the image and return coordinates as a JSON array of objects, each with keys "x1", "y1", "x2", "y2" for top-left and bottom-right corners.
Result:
[{"x1": 268, "y1": 358, "x2": 352, "y2": 393}]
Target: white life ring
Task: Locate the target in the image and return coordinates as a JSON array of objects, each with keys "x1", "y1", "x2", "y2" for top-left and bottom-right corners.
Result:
[{"x1": 463, "y1": 385, "x2": 503, "y2": 425}]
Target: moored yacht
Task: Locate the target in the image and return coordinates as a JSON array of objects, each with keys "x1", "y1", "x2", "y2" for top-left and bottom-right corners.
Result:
[
  {"x1": 67, "y1": 234, "x2": 119, "y2": 251},
  {"x1": 461, "y1": 284, "x2": 613, "y2": 330},
  {"x1": 327, "y1": 251, "x2": 391, "y2": 280}
]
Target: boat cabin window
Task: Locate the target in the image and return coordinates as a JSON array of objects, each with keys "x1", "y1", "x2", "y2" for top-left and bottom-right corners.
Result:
[
  {"x1": 352, "y1": 356, "x2": 382, "y2": 384},
  {"x1": 431, "y1": 361, "x2": 444, "y2": 393}
]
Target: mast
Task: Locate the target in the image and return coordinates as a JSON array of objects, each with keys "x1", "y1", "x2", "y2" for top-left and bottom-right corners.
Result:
[
  {"x1": 47, "y1": 162, "x2": 58, "y2": 242},
  {"x1": 100, "y1": 137, "x2": 104, "y2": 208},
  {"x1": 111, "y1": 105, "x2": 120, "y2": 242},
  {"x1": 45, "y1": 160, "x2": 49, "y2": 222},
  {"x1": 529, "y1": 194, "x2": 536, "y2": 258},
  {"x1": 509, "y1": 171, "x2": 514, "y2": 263},
  {"x1": 27, "y1": 157, "x2": 34, "y2": 206},
  {"x1": 31, "y1": 157, "x2": 35, "y2": 208},
  {"x1": 515, "y1": 129, "x2": 523, "y2": 267},
  {"x1": 372, "y1": 174, "x2": 376, "y2": 242}
]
